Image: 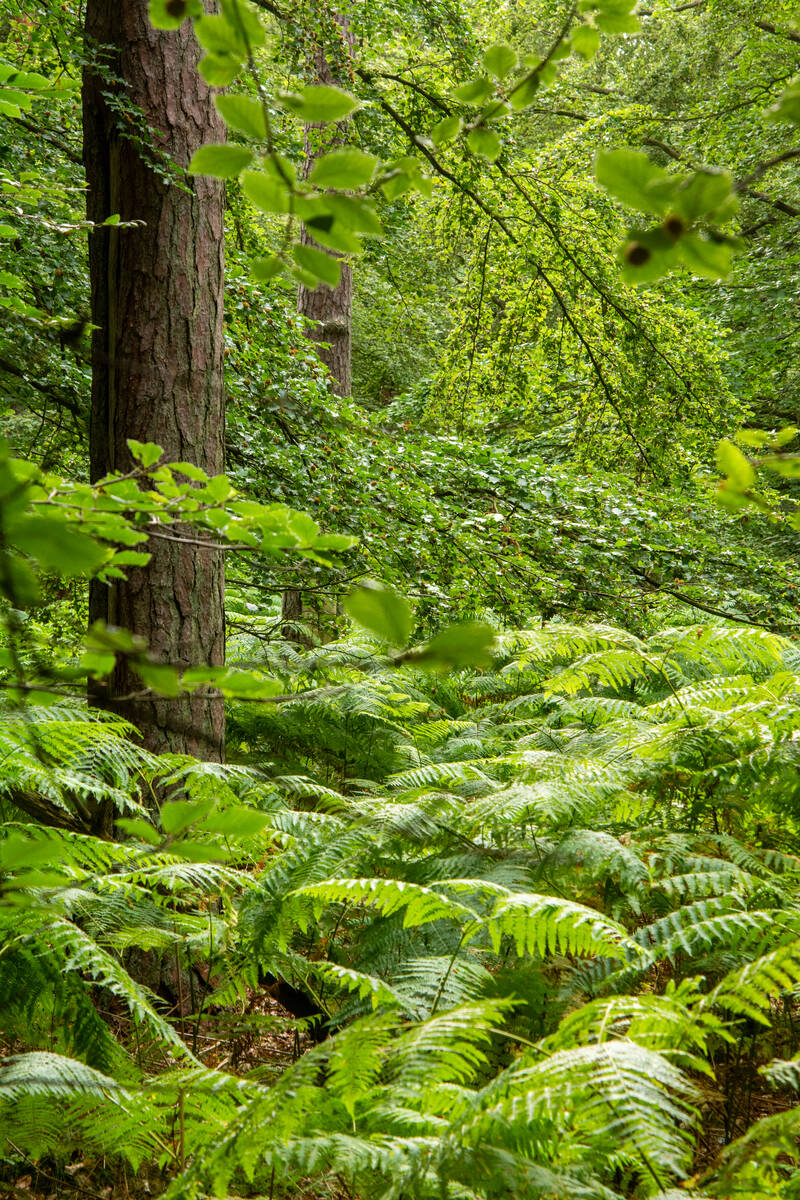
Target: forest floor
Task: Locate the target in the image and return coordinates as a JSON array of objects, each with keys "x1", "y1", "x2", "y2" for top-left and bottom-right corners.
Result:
[{"x1": 0, "y1": 991, "x2": 314, "y2": 1200}]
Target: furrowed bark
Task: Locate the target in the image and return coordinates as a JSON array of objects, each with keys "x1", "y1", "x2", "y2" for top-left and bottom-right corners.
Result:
[
  {"x1": 283, "y1": 7, "x2": 354, "y2": 642},
  {"x1": 83, "y1": 1, "x2": 226, "y2": 760}
]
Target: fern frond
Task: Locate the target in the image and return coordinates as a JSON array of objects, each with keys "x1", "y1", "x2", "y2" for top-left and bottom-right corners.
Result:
[
  {"x1": 310, "y1": 961, "x2": 411, "y2": 1012},
  {"x1": 48, "y1": 919, "x2": 196, "y2": 1060},
  {"x1": 295, "y1": 877, "x2": 480, "y2": 929},
  {"x1": 0, "y1": 1051, "x2": 128, "y2": 1101},
  {"x1": 464, "y1": 1040, "x2": 698, "y2": 1188},
  {"x1": 704, "y1": 939, "x2": 800, "y2": 1023},
  {"x1": 388, "y1": 1001, "x2": 508, "y2": 1087},
  {"x1": 486, "y1": 892, "x2": 639, "y2": 959}
]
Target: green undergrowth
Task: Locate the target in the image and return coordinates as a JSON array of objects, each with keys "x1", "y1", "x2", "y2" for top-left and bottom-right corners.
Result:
[{"x1": 4, "y1": 618, "x2": 800, "y2": 1198}]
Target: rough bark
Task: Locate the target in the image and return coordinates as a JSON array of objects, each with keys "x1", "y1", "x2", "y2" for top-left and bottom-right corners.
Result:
[
  {"x1": 284, "y1": 9, "x2": 353, "y2": 642},
  {"x1": 296, "y1": 11, "x2": 354, "y2": 398},
  {"x1": 297, "y1": 227, "x2": 353, "y2": 395},
  {"x1": 83, "y1": 1, "x2": 226, "y2": 760}
]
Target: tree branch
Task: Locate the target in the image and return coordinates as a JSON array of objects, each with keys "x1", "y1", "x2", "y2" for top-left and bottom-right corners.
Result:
[
  {"x1": 737, "y1": 148, "x2": 800, "y2": 188},
  {"x1": 0, "y1": 355, "x2": 87, "y2": 418},
  {"x1": 4, "y1": 785, "x2": 90, "y2": 833},
  {"x1": 755, "y1": 19, "x2": 800, "y2": 45},
  {"x1": 11, "y1": 115, "x2": 83, "y2": 164},
  {"x1": 643, "y1": 137, "x2": 800, "y2": 218}
]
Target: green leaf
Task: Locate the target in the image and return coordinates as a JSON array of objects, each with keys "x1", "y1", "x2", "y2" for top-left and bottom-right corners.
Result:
[
  {"x1": 344, "y1": 581, "x2": 413, "y2": 645},
  {"x1": 198, "y1": 53, "x2": 241, "y2": 87},
  {"x1": 297, "y1": 213, "x2": 362, "y2": 255},
  {"x1": 201, "y1": 807, "x2": 272, "y2": 837},
  {"x1": 80, "y1": 648, "x2": 115, "y2": 677},
  {"x1": 320, "y1": 194, "x2": 383, "y2": 236},
  {"x1": 482, "y1": 100, "x2": 511, "y2": 122},
  {"x1": 415, "y1": 622, "x2": 496, "y2": 669},
  {"x1": 279, "y1": 84, "x2": 359, "y2": 123},
  {"x1": 430, "y1": 115, "x2": 462, "y2": 146},
  {"x1": 220, "y1": 0, "x2": 266, "y2": 48},
  {"x1": 239, "y1": 168, "x2": 292, "y2": 214},
  {"x1": 673, "y1": 169, "x2": 734, "y2": 220},
  {"x1": 1, "y1": 556, "x2": 38, "y2": 606},
  {"x1": 293, "y1": 243, "x2": 342, "y2": 288},
  {"x1": 86, "y1": 622, "x2": 144, "y2": 654},
  {"x1": 110, "y1": 551, "x2": 151, "y2": 567},
  {"x1": 595, "y1": 10, "x2": 639, "y2": 32},
  {"x1": 148, "y1": 0, "x2": 202, "y2": 28},
  {"x1": 136, "y1": 662, "x2": 182, "y2": 697},
  {"x1": 127, "y1": 440, "x2": 163, "y2": 467},
  {"x1": 251, "y1": 255, "x2": 285, "y2": 282},
  {"x1": 217, "y1": 670, "x2": 282, "y2": 699},
  {"x1": 716, "y1": 439, "x2": 755, "y2": 490},
  {"x1": 762, "y1": 454, "x2": 800, "y2": 479},
  {"x1": 571, "y1": 24, "x2": 601, "y2": 58},
  {"x1": 0, "y1": 65, "x2": 51, "y2": 89},
  {"x1": 595, "y1": 149, "x2": 677, "y2": 215},
  {"x1": 204, "y1": 474, "x2": 233, "y2": 502},
  {"x1": 313, "y1": 533, "x2": 357, "y2": 550},
  {"x1": 194, "y1": 12, "x2": 242, "y2": 53},
  {"x1": 775, "y1": 426, "x2": 799, "y2": 447},
  {"x1": 189, "y1": 143, "x2": 253, "y2": 179},
  {"x1": 161, "y1": 798, "x2": 215, "y2": 835},
  {"x1": 10, "y1": 517, "x2": 107, "y2": 577},
  {"x1": 240, "y1": 169, "x2": 291, "y2": 213},
  {"x1": 0, "y1": 837, "x2": 70, "y2": 872},
  {"x1": 765, "y1": 77, "x2": 800, "y2": 124},
  {"x1": 0, "y1": 90, "x2": 31, "y2": 116},
  {"x1": 116, "y1": 818, "x2": 161, "y2": 845},
  {"x1": 452, "y1": 77, "x2": 494, "y2": 105},
  {"x1": 262, "y1": 153, "x2": 297, "y2": 187},
  {"x1": 308, "y1": 149, "x2": 378, "y2": 189},
  {"x1": 509, "y1": 73, "x2": 540, "y2": 111},
  {"x1": 214, "y1": 94, "x2": 267, "y2": 139},
  {"x1": 171, "y1": 462, "x2": 209, "y2": 481},
  {"x1": 483, "y1": 43, "x2": 518, "y2": 80},
  {"x1": 620, "y1": 228, "x2": 680, "y2": 283},
  {"x1": 168, "y1": 839, "x2": 231, "y2": 862},
  {"x1": 678, "y1": 234, "x2": 736, "y2": 279},
  {"x1": 181, "y1": 665, "x2": 228, "y2": 687},
  {"x1": 467, "y1": 126, "x2": 501, "y2": 162}
]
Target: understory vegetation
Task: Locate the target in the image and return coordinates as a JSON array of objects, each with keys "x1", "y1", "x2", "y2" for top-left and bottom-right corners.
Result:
[{"x1": 3, "y1": 0, "x2": 800, "y2": 1198}]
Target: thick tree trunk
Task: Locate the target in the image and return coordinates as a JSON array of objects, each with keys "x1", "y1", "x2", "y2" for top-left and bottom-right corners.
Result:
[{"x1": 83, "y1": 1, "x2": 226, "y2": 760}]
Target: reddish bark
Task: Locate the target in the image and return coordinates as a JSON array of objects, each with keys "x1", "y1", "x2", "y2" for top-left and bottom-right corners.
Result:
[{"x1": 83, "y1": 1, "x2": 226, "y2": 760}]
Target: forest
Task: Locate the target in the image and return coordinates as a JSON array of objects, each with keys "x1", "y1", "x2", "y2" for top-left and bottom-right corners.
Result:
[{"x1": 2, "y1": 0, "x2": 800, "y2": 1196}]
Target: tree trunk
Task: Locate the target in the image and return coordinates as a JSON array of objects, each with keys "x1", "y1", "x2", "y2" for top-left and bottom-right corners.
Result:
[
  {"x1": 297, "y1": 10, "x2": 354, "y2": 398},
  {"x1": 283, "y1": 9, "x2": 353, "y2": 643},
  {"x1": 83, "y1": 1, "x2": 226, "y2": 760}
]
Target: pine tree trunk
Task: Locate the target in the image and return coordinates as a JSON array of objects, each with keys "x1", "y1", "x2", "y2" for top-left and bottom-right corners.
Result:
[{"x1": 83, "y1": 1, "x2": 226, "y2": 760}]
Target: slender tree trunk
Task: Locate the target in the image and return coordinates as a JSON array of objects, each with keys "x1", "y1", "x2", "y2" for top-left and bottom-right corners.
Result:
[
  {"x1": 297, "y1": 11, "x2": 355, "y2": 398},
  {"x1": 83, "y1": 1, "x2": 226, "y2": 760},
  {"x1": 283, "y1": 8, "x2": 353, "y2": 642}
]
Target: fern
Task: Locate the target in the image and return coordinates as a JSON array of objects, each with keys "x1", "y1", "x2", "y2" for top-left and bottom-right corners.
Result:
[
  {"x1": 7, "y1": 618, "x2": 800, "y2": 1194},
  {"x1": 704, "y1": 939, "x2": 800, "y2": 1023}
]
